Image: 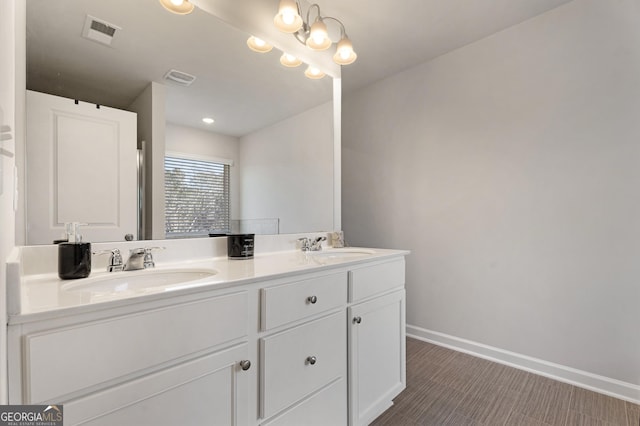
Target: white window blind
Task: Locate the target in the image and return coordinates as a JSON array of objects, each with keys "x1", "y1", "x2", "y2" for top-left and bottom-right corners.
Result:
[{"x1": 165, "y1": 155, "x2": 230, "y2": 238}]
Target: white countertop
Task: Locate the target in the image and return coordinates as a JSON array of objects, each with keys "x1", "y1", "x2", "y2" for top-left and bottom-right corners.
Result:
[{"x1": 10, "y1": 247, "x2": 408, "y2": 324}]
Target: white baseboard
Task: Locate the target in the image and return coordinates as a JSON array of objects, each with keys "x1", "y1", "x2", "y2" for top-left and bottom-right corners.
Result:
[{"x1": 406, "y1": 324, "x2": 640, "y2": 405}]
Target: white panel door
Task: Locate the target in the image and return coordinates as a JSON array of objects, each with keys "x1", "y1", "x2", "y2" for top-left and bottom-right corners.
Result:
[
  {"x1": 65, "y1": 344, "x2": 250, "y2": 426},
  {"x1": 26, "y1": 90, "x2": 137, "y2": 244},
  {"x1": 348, "y1": 290, "x2": 406, "y2": 426}
]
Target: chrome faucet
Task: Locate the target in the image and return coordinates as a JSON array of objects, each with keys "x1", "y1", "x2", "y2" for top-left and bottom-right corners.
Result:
[
  {"x1": 124, "y1": 247, "x2": 164, "y2": 271},
  {"x1": 298, "y1": 236, "x2": 327, "y2": 252}
]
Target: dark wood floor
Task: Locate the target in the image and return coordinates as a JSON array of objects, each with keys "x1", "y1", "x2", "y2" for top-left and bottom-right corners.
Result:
[{"x1": 372, "y1": 338, "x2": 640, "y2": 426}]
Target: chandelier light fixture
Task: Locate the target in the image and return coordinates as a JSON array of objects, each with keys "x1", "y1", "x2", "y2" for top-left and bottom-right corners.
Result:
[
  {"x1": 159, "y1": 0, "x2": 194, "y2": 15},
  {"x1": 247, "y1": 0, "x2": 357, "y2": 79},
  {"x1": 274, "y1": 0, "x2": 357, "y2": 65}
]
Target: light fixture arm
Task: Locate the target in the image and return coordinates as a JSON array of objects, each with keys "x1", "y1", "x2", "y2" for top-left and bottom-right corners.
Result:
[
  {"x1": 293, "y1": 3, "x2": 320, "y2": 45},
  {"x1": 271, "y1": 0, "x2": 357, "y2": 72},
  {"x1": 306, "y1": 3, "x2": 322, "y2": 25},
  {"x1": 322, "y1": 16, "x2": 348, "y2": 39}
]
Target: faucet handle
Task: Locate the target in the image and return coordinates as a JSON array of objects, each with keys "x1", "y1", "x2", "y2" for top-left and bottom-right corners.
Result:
[
  {"x1": 143, "y1": 246, "x2": 165, "y2": 269},
  {"x1": 94, "y1": 248, "x2": 124, "y2": 272},
  {"x1": 297, "y1": 237, "x2": 311, "y2": 252},
  {"x1": 310, "y1": 236, "x2": 327, "y2": 251}
]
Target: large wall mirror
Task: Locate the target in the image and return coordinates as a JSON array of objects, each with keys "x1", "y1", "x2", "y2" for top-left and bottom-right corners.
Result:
[{"x1": 22, "y1": 0, "x2": 339, "y2": 245}]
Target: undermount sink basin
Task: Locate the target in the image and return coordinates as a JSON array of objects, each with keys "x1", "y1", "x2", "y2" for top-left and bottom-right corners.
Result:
[
  {"x1": 61, "y1": 268, "x2": 218, "y2": 293},
  {"x1": 307, "y1": 248, "x2": 376, "y2": 263}
]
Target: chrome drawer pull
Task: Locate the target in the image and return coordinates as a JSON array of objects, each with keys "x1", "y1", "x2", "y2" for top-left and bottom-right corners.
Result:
[
  {"x1": 307, "y1": 295, "x2": 318, "y2": 304},
  {"x1": 306, "y1": 356, "x2": 317, "y2": 365},
  {"x1": 353, "y1": 316, "x2": 362, "y2": 324},
  {"x1": 239, "y1": 360, "x2": 251, "y2": 371}
]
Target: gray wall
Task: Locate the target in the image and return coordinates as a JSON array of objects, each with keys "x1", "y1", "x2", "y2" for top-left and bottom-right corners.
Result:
[
  {"x1": 343, "y1": 0, "x2": 640, "y2": 389},
  {"x1": 239, "y1": 101, "x2": 334, "y2": 234},
  {"x1": 129, "y1": 82, "x2": 166, "y2": 240}
]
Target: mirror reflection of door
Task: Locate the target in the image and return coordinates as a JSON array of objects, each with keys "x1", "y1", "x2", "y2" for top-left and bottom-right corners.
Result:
[{"x1": 26, "y1": 90, "x2": 138, "y2": 244}]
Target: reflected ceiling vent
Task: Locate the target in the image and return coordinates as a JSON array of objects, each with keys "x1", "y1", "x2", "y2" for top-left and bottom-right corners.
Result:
[
  {"x1": 164, "y1": 69, "x2": 197, "y2": 87},
  {"x1": 82, "y1": 15, "x2": 121, "y2": 46}
]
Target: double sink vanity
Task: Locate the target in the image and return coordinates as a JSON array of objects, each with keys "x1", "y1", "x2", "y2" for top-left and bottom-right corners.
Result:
[{"x1": 6, "y1": 233, "x2": 408, "y2": 426}]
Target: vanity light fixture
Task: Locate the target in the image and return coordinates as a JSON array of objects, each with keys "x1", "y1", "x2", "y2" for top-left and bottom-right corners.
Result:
[
  {"x1": 202, "y1": 117, "x2": 215, "y2": 124},
  {"x1": 274, "y1": 0, "x2": 357, "y2": 65},
  {"x1": 159, "y1": 0, "x2": 194, "y2": 15},
  {"x1": 247, "y1": 36, "x2": 273, "y2": 53},
  {"x1": 280, "y1": 52, "x2": 302, "y2": 67}
]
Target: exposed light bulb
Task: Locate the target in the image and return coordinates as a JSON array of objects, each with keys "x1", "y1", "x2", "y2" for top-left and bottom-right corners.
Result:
[
  {"x1": 306, "y1": 20, "x2": 331, "y2": 51},
  {"x1": 274, "y1": 0, "x2": 303, "y2": 33},
  {"x1": 333, "y1": 37, "x2": 357, "y2": 65},
  {"x1": 282, "y1": 11, "x2": 296, "y2": 25},
  {"x1": 202, "y1": 117, "x2": 214, "y2": 124},
  {"x1": 170, "y1": 0, "x2": 183, "y2": 5},
  {"x1": 254, "y1": 38, "x2": 266, "y2": 47}
]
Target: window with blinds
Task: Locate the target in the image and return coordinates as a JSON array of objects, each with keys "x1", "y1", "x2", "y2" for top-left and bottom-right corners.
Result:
[{"x1": 165, "y1": 155, "x2": 230, "y2": 238}]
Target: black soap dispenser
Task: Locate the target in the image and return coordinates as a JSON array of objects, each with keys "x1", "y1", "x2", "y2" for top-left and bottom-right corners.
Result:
[{"x1": 58, "y1": 222, "x2": 91, "y2": 280}]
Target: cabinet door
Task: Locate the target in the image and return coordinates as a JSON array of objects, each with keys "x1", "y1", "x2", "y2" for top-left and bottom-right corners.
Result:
[
  {"x1": 26, "y1": 90, "x2": 138, "y2": 244},
  {"x1": 348, "y1": 290, "x2": 406, "y2": 426},
  {"x1": 64, "y1": 344, "x2": 251, "y2": 426}
]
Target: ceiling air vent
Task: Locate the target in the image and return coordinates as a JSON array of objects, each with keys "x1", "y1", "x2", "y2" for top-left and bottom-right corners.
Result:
[
  {"x1": 164, "y1": 69, "x2": 197, "y2": 87},
  {"x1": 82, "y1": 15, "x2": 121, "y2": 46}
]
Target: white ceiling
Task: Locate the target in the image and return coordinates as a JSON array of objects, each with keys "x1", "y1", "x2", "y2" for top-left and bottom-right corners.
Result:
[
  {"x1": 26, "y1": 0, "x2": 573, "y2": 137},
  {"x1": 317, "y1": 0, "x2": 574, "y2": 92}
]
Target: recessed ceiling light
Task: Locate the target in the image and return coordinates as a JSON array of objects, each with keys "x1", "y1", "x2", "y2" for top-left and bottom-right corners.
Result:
[{"x1": 202, "y1": 117, "x2": 215, "y2": 124}]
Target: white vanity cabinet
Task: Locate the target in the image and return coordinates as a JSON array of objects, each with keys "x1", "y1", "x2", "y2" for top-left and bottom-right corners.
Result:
[
  {"x1": 348, "y1": 259, "x2": 407, "y2": 426},
  {"x1": 8, "y1": 250, "x2": 408, "y2": 426}
]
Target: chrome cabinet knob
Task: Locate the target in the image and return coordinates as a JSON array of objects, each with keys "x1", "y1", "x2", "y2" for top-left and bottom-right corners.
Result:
[
  {"x1": 353, "y1": 316, "x2": 362, "y2": 324},
  {"x1": 239, "y1": 360, "x2": 251, "y2": 371},
  {"x1": 307, "y1": 295, "x2": 318, "y2": 304},
  {"x1": 306, "y1": 356, "x2": 317, "y2": 365}
]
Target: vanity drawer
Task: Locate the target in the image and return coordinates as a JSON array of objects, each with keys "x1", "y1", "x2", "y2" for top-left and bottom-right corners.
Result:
[
  {"x1": 261, "y1": 378, "x2": 347, "y2": 426},
  {"x1": 260, "y1": 272, "x2": 347, "y2": 330},
  {"x1": 24, "y1": 291, "x2": 248, "y2": 403},
  {"x1": 348, "y1": 258, "x2": 405, "y2": 302},
  {"x1": 260, "y1": 311, "x2": 346, "y2": 419}
]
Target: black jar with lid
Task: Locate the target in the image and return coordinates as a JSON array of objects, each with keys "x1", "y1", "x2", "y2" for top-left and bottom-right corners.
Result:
[{"x1": 227, "y1": 234, "x2": 254, "y2": 259}]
